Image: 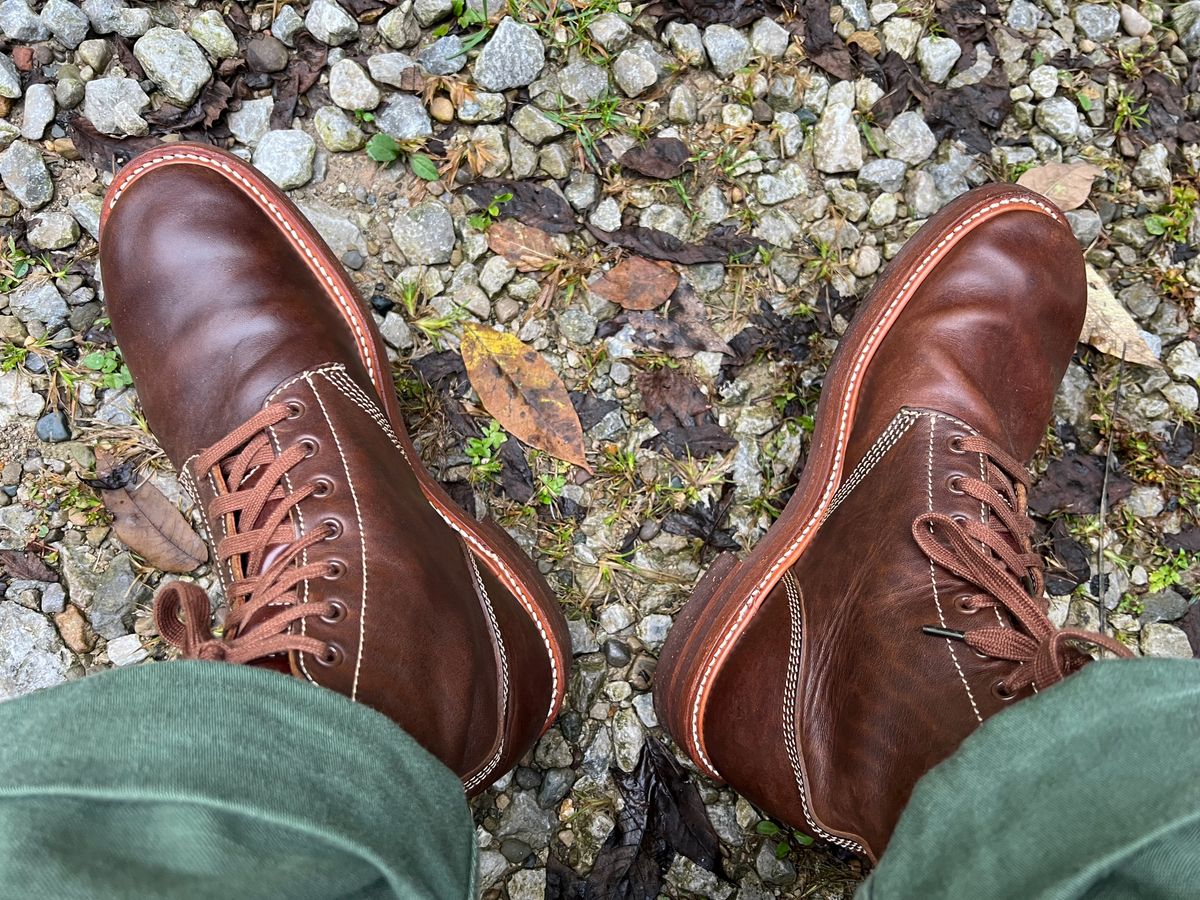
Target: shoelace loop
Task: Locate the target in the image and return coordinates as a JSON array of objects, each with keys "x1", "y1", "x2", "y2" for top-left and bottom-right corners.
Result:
[
  {"x1": 153, "y1": 403, "x2": 340, "y2": 665},
  {"x1": 913, "y1": 434, "x2": 1132, "y2": 693}
]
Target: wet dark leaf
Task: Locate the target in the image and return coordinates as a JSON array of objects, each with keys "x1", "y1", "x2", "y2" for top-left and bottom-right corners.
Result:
[
  {"x1": 1042, "y1": 518, "x2": 1090, "y2": 595},
  {"x1": 461, "y1": 179, "x2": 578, "y2": 234},
  {"x1": 662, "y1": 499, "x2": 740, "y2": 552},
  {"x1": 1028, "y1": 452, "x2": 1132, "y2": 517},
  {"x1": 643, "y1": 0, "x2": 778, "y2": 27},
  {"x1": 1166, "y1": 527, "x2": 1200, "y2": 554},
  {"x1": 442, "y1": 479, "x2": 476, "y2": 514},
  {"x1": 271, "y1": 33, "x2": 327, "y2": 129},
  {"x1": 498, "y1": 436, "x2": 535, "y2": 504},
  {"x1": 868, "y1": 51, "x2": 922, "y2": 125},
  {"x1": 637, "y1": 367, "x2": 735, "y2": 458},
  {"x1": 587, "y1": 223, "x2": 763, "y2": 266},
  {"x1": 102, "y1": 481, "x2": 208, "y2": 573},
  {"x1": 67, "y1": 117, "x2": 168, "y2": 174},
  {"x1": 546, "y1": 738, "x2": 723, "y2": 900},
  {"x1": 726, "y1": 300, "x2": 815, "y2": 368},
  {"x1": 570, "y1": 391, "x2": 620, "y2": 431},
  {"x1": 933, "y1": 0, "x2": 997, "y2": 74},
  {"x1": 82, "y1": 459, "x2": 136, "y2": 492},
  {"x1": 922, "y1": 67, "x2": 1013, "y2": 154},
  {"x1": 613, "y1": 281, "x2": 732, "y2": 359},
  {"x1": 410, "y1": 349, "x2": 467, "y2": 387},
  {"x1": 112, "y1": 35, "x2": 145, "y2": 80},
  {"x1": 792, "y1": 0, "x2": 855, "y2": 80},
  {"x1": 144, "y1": 77, "x2": 235, "y2": 132},
  {"x1": 620, "y1": 138, "x2": 691, "y2": 179},
  {"x1": 589, "y1": 257, "x2": 679, "y2": 311},
  {"x1": 0, "y1": 549, "x2": 58, "y2": 582}
]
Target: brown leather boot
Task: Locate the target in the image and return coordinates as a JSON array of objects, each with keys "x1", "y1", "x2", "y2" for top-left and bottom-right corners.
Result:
[
  {"x1": 99, "y1": 143, "x2": 570, "y2": 794},
  {"x1": 654, "y1": 184, "x2": 1132, "y2": 861}
]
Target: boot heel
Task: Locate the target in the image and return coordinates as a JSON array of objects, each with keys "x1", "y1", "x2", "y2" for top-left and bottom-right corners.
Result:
[{"x1": 654, "y1": 552, "x2": 740, "y2": 778}]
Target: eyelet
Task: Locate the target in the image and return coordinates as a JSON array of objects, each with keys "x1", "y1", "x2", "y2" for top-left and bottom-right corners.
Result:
[
  {"x1": 299, "y1": 438, "x2": 318, "y2": 458},
  {"x1": 991, "y1": 681, "x2": 1016, "y2": 701},
  {"x1": 951, "y1": 513, "x2": 969, "y2": 525},
  {"x1": 321, "y1": 600, "x2": 347, "y2": 624},
  {"x1": 323, "y1": 559, "x2": 346, "y2": 580},
  {"x1": 316, "y1": 642, "x2": 344, "y2": 667},
  {"x1": 954, "y1": 595, "x2": 978, "y2": 614},
  {"x1": 286, "y1": 400, "x2": 305, "y2": 419},
  {"x1": 946, "y1": 474, "x2": 964, "y2": 495},
  {"x1": 322, "y1": 518, "x2": 343, "y2": 540},
  {"x1": 311, "y1": 477, "x2": 334, "y2": 498},
  {"x1": 948, "y1": 435, "x2": 966, "y2": 453}
]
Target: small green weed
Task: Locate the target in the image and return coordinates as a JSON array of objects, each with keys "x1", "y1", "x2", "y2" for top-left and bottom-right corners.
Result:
[
  {"x1": 467, "y1": 191, "x2": 514, "y2": 231},
  {"x1": 465, "y1": 419, "x2": 507, "y2": 484},
  {"x1": 80, "y1": 348, "x2": 133, "y2": 390}
]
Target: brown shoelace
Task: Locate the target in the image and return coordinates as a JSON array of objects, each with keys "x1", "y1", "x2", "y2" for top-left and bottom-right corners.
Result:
[
  {"x1": 154, "y1": 403, "x2": 339, "y2": 664},
  {"x1": 913, "y1": 434, "x2": 1132, "y2": 694}
]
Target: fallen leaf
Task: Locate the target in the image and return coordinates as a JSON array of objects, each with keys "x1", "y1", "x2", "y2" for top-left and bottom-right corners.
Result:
[
  {"x1": 570, "y1": 391, "x2": 619, "y2": 430},
  {"x1": 1174, "y1": 601, "x2": 1200, "y2": 658},
  {"x1": 620, "y1": 138, "x2": 691, "y2": 179},
  {"x1": 617, "y1": 281, "x2": 733, "y2": 358},
  {"x1": 727, "y1": 299, "x2": 817, "y2": 367},
  {"x1": 486, "y1": 220, "x2": 559, "y2": 272},
  {"x1": 794, "y1": 0, "x2": 856, "y2": 80},
  {"x1": 102, "y1": 480, "x2": 208, "y2": 573},
  {"x1": 271, "y1": 33, "x2": 326, "y2": 129},
  {"x1": 638, "y1": 367, "x2": 736, "y2": 458},
  {"x1": 1081, "y1": 263, "x2": 1163, "y2": 368},
  {"x1": 662, "y1": 500, "x2": 741, "y2": 552},
  {"x1": 590, "y1": 257, "x2": 680, "y2": 311},
  {"x1": 67, "y1": 117, "x2": 167, "y2": 173},
  {"x1": 846, "y1": 30, "x2": 882, "y2": 56},
  {"x1": 1041, "y1": 518, "x2": 1090, "y2": 595},
  {"x1": 0, "y1": 549, "x2": 58, "y2": 582},
  {"x1": 1028, "y1": 451, "x2": 1132, "y2": 517},
  {"x1": 922, "y1": 67, "x2": 1013, "y2": 154},
  {"x1": 546, "y1": 738, "x2": 723, "y2": 900},
  {"x1": 643, "y1": 0, "x2": 777, "y2": 27},
  {"x1": 587, "y1": 223, "x2": 763, "y2": 265},
  {"x1": 1017, "y1": 162, "x2": 1104, "y2": 211},
  {"x1": 461, "y1": 179, "x2": 577, "y2": 233},
  {"x1": 460, "y1": 324, "x2": 590, "y2": 471}
]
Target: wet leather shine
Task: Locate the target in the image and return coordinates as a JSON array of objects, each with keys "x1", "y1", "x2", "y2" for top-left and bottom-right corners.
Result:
[
  {"x1": 686, "y1": 186, "x2": 1091, "y2": 861},
  {"x1": 99, "y1": 145, "x2": 564, "y2": 794}
]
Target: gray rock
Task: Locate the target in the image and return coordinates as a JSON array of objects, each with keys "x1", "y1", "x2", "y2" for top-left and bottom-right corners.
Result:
[
  {"x1": 378, "y1": 2, "x2": 420, "y2": 48},
  {"x1": 612, "y1": 707, "x2": 644, "y2": 771},
  {"x1": 55, "y1": 76, "x2": 84, "y2": 109},
  {"x1": 1065, "y1": 208, "x2": 1102, "y2": 244},
  {"x1": 613, "y1": 49, "x2": 657, "y2": 97},
  {"x1": 456, "y1": 90, "x2": 505, "y2": 122},
  {"x1": 27, "y1": 211, "x2": 79, "y2": 250},
  {"x1": 76, "y1": 38, "x2": 111, "y2": 70},
  {"x1": 40, "y1": 0, "x2": 89, "y2": 47},
  {"x1": 858, "y1": 157, "x2": 907, "y2": 191},
  {"x1": 417, "y1": 34, "x2": 466, "y2": 75},
  {"x1": 1074, "y1": 3, "x2": 1121, "y2": 41},
  {"x1": 754, "y1": 162, "x2": 807, "y2": 205},
  {"x1": 559, "y1": 59, "x2": 608, "y2": 105},
  {"x1": 0, "y1": 120, "x2": 16, "y2": 149},
  {"x1": 754, "y1": 839, "x2": 797, "y2": 886},
  {"x1": 20, "y1": 83, "x2": 55, "y2": 141},
  {"x1": 40, "y1": 583, "x2": 65, "y2": 614},
  {"x1": 507, "y1": 869, "x2": 545, "y2": 900},
  {"x1": 916, "y1": 35, "x2": 961, "y2": 83},
  {"x1": 367, "y1": 51, "x2": 419, "y2": 87},
  {"x1": 665, "y1": 20, "x2": 705, "y2": 65},
  {"x1": 83, "y1": 77, "x2": 151, "y2": 137},
  {"x1": 668, "y1": 83, "x2": 698, "y2": 123},
  {"x1": 1120, "y1": 3, "x2": 1152, "y2": 36},
  {"x1": 314, "y1": 105, "x2": 365, "y2": 152},
  {"x1": 1035, "y1": 96, "x2": 1080, "y2": 143},
  {"x1": 189, "y1": 9, "x2": 238, "y2": 59},
  {"x1": 305, "y1": 0, "x2": 358, "y2": 45},
  {"x1": 557, "y1": 307, "x2": 597, "y2": 344},
  {"x1": 1132, "y1": 143, "x2": 1171, "y2": 189},
  {"x1": 0, "y1": 602, "x2": 70, "y2": 698},
  {"x1": 0, "y1": 370, "x2": 44, "y2": 430},
  {"x1": 0, "y1": 505, "x2": 36, "y2": 550},
  {"x1": 511, "y1": 104, "x2": 562, "y2": 144},
  {"x1": 328, "y1": 59, "x2": 380, "y2": 111},
  {"x1": 473, "y1": 17, "x2": 545, "y2": 91},
  {"x1": 537, "y1": 767, "x2": 575, "y2": 808},
  {"x1": 11, "y1": 282, "x2": 67, "y2": 329},
  {"x1": 82, "y1": 0, "x2": 149, "y2": 37},
  {"x1": 68, "y1": 193, "x2": 102, "y2": 239},
  {"x1": 1028, "y1": 64, "x2": 1059, "y2": 99},
  {"x1": 813, "y1": 85, "x2": 863, "y2": 174},
  {"x1": 496, "y1": 790, "x2": 558, "y2": 847},
  {"x1": 703, "y1": 23, "x2": 751, "y2": 77},
  {"x1": 226, "y1": 96, "x2": 273, "y2": 147},
  {"x1": 1139, "y1": 590, "x2": 1191, "y2": 626},
  {"x1": 0, "y1": 140, "x2": 52, "y2": 209},
  {"x1": 589, "y1": 196, "x2": 621, "y2": 231},
  {"x1": 587, "y1": 12, "x2": 630, "y2": 51},
  {"x1": 106, "y1": 632, "x2": 147, "y2": 666},
  {"x1": 0, "y1": 0, "x2": 49, "y2": 41},
  {"x1": 1007, "y1": 0, "x2": 1039, "y2": 32},
  {"x1": 134, "y1": 27, "x2": 212, "y2": 106},
  {"x1": 96, "y1": 388, "x2": 135, "y2": 425},
  {"x1": 252, "y1": 129, "x2": 315, "y2": 189},
  {"x1": 1166, "y1": 340, "x2": 1200, "y2": 384},
  {"x1": 86, "y1": 552, "x2": 149, "y2": 639},
  {"x1": 1174, "y1": 1, "x2": 1200, "y2": 54},
  {"x1": 885, "y1": 110, "x2": 937, "y2": 163},
  {"x1": 413, "y1": 0, "x2": 452, "y2": 27},
  {"x1": 750, "y1": 16, "x2": 789, "y2": 58},
  {"x1": 882, "y1": 16, "x2": 922, "y2": 57},
  {"x1": 271, "y1": 4, "x2": 304, "y2": 45},
  {"x1": 0, "y1": 53, "x2": 19, "y2": 100},
  {"x1": 375, "y1": 94, "x2": 432, "y2": 140},
  {"x1": 391, "y1": 201, "x2": 454, "y2": 265},
  {"x1": 35, "y1": 410, "x2": 70, "y2": 442},
  {"x1": 1141, "y1": 623, "x2": 1193, "y2": 658},
  {"x1": 379, "y1": 311, "x2": 412, "y2": 350}
]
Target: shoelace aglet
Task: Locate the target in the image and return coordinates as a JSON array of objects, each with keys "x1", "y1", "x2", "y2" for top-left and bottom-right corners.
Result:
[{"x1": 922, "y1": 625, "x2": 966, "y2": 641}]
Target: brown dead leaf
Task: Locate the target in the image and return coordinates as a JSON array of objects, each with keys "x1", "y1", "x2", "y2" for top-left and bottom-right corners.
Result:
[
  {"x1": 620, "y1": 138, "x2": 691, "y2": 179},
  {"x1": 0, "y1": 549, "x2": 58, "y2": 582},
  {"x1": 487, "y1": 220, "x2": 559, "y2": 272},
  {"x1": 590, "y1": 257, "x2": 680, "y2": 311},
  {"x1": 102, "y1": 480, "x2": 208, "y2": 573},
  {"x1": 460, "y1": 324, "x2": 590, "y2": 471},
  {"x1": 1017, "y1": 162, "x2": 1105, "y2": 212},
  {"x1": 1080, "y1": 263, "x2": 1162, "y2": 368}
]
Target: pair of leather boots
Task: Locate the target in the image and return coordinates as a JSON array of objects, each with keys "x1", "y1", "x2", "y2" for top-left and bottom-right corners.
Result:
[{"x1": 99, "y1": 145, "x2": 1129, "y2": 862}]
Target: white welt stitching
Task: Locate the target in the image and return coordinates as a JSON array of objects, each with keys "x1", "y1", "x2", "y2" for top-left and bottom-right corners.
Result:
[
  {"x1": 462, "y1": 551, "x2": 511, "y2": 793},
  {"x1": 107, "y1": 151, "x2": 378, "y2": 388},
  {"x1": 783, "y1": 573, "x2": 865, "y2": 854},
  {"x1": 688, "y1": 194, "x2": 1059, "y2": 773},
  {"x1": 308, "y1": 373, "x2": 370, "y2": 701},
  {"x1": 927, "y1": 415, "x2": 983, "y2": 724}
]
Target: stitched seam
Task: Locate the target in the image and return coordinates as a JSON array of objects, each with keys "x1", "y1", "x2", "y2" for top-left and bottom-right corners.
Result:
[
  {"x1": 308, "y1": 373, "x2": 369, "y2": 701},
  {"x1": 462, "y1": 551, "x2": 510, "y2": 793},
  {"x1": 822, "y1": 409, "x2": 920, "y2": 521},
  {"x1": 688, "y1": 196, "x2": 1058, "y2": 772},
  {"x1": 927, "y1": 415, "x2": 983, "y2": 723},
  {"x1": 107, "y1": 152, "x2": 378, "y2": 388},
  {"x1": 783, "y1": 573, "x2": 864, "y2": 853}
]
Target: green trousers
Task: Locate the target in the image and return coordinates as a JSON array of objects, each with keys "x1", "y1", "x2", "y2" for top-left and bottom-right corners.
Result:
[{"x1": 0, "y1": 659, "x2": 1197, "y2": 900}]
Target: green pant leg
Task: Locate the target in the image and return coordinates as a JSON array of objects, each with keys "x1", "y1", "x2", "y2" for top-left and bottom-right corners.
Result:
[
  {"x1": 859, "y1": 659, "x2": 1200, "y2": 899},
  {"x1": 0, "y1": 661, "x2": 476, "y2": 900}
]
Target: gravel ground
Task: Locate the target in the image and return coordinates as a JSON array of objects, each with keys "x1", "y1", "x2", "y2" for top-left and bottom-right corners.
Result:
[{"x1": 1, "y1": 0, "x2": 1199, "y2": 896}]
